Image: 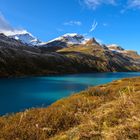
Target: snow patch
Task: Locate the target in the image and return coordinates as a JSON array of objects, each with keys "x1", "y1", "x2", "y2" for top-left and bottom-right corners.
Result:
[
  {"x1": 47, "y1": 33, "x2": 90, "y2": 45},
  {"x1": 9, "y1": 31, "x2": 42, "y2": 46}
]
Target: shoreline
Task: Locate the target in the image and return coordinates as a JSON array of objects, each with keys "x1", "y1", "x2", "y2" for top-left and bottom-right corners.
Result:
[
  {"x1": 0, "y1": 77, "x2": 140, "y2": 139},
  {"x1": 0, "y1": 70, "x2": 139, "y2": 79}
]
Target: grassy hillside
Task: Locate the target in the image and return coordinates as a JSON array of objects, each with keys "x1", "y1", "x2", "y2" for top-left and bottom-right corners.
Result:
[
  {"x1": 0, "y1": 77, "x2": 140, "y2": 139},
  {"x1": 0, "y1": 33, "x2": 140, "y2": 77}
]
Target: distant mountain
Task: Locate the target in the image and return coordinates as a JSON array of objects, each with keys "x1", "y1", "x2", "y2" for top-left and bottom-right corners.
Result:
[
  {"x1": 39, "y1": 33, "x2": 100, "y2": 52},
  {"x1": 108, "y1": 44, "x2": 140, "y2": 58},
  {"x1": 0, "y1": 33, "x2": 26, "y2": 47},
  {"x1": 0, "y1": 33, "x2": 140, "y2": 77},
  {"x1": 9, "y1": 32, "x2": 99, "y2": 47},
  {"x1": 48, "y1": 33, "x2": 89, "y2": 44},
  {"x1": 7, "y1": 32, "x2": 106, "y2": 48},
  {"x1": 108, "y1": 44, "x2": 125, "y2": 52},
  {"x1": 9, "y1": 32, "x2": 42, "y2": 46},
  {"x1": 39, "y1": 33, "x2": 90, "y2": 47}
]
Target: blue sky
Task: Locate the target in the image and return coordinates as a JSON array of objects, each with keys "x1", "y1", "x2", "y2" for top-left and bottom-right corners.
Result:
[{"x1": 0, "y1": 0, "x2": 140, "y2": 53}]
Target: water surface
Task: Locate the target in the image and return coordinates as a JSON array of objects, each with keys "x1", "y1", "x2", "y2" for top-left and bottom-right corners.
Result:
[{"x1": 0, "y1": 72, "x2": 140, "y2": 115}]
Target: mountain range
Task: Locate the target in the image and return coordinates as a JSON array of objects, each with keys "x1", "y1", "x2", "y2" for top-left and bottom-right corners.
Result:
[{"x1": 0, "y1": 32, "x2": 140, "y2": 77}]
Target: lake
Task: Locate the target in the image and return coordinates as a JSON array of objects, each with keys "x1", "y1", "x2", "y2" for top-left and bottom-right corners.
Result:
[{"x1": 0, "y1": 72, "x2": 140, "y2": 115}]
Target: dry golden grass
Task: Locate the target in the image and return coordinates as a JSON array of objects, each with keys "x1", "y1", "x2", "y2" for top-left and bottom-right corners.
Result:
[
  {"x1": 57, "y1": 44, "x2": 105, "y2": 55},
  {"x1": 0, "y1": 77, "x2": 140, "y2": 140}
]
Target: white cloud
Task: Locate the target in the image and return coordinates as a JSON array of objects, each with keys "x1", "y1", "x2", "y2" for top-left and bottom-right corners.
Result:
[
  {"x1": 0, "y1": 12, "x2": 27, "y2": 36},
  {"x1": 127, "y1": 0, "x2": 140, "y2": 8},
  {"x1": 81, "y1": 0, "x2": 116, "y2": 9},
  {"x1": 120, "y1": 0, "x2": 140, "y2": 13},
  {"x1": 1, "y1": 29, "x2": 29, "y2": 36},
  {"x1": 64, "y1": 21, "x2": 82, "y2": 26},
  {"x1": 89, "y1": 21, "x2": 98, "y2": 32},
  {"x1": 80, "y1": 0, "x2": 140, "y2": 12},
  {"x1": 81, "y1": 0, "x2": 140, "y2": 10},
  {"x1": 103, "y1": 23, "x2": 108, "y2": 26},
  {"x1": 83, "y1": 21, "x2": 98, "y2": 36},
  {"x1": 0, "y1": 13, "x2": 14, "y2": 32}
]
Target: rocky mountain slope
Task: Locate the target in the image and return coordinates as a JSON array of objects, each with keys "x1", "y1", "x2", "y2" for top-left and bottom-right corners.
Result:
[
  {"x1": 38, "y1": 33, "x2": 90, "y2": 52},
  {"x1": 9, "y1": 31, "x2": 42, "y2": 46},
  {"x1": 0, "y1": 77, "x2": 140, "y2": 139},
  {"x1": 0, "y1": 33, "x2": 140, "y2": 77}
]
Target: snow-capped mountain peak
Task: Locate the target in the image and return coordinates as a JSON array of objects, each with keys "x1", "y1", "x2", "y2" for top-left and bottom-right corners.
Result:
[
  {"x1": 108, "y1": 44, "x2": 124, "y2": 50},
  {"x1": 107, "y1": 44, "x2": 125, "y2": 53},
  {"x1": 47, "y1": 33, "x2": 90, "y2": 45},
  {"x1": 9, "y1": 31, "x2": 41, "y2": 46}
]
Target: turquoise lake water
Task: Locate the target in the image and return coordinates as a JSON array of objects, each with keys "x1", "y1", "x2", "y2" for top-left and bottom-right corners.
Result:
[{"x1": 0, "y1": 72, "x2": 140, "y2": 115}]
